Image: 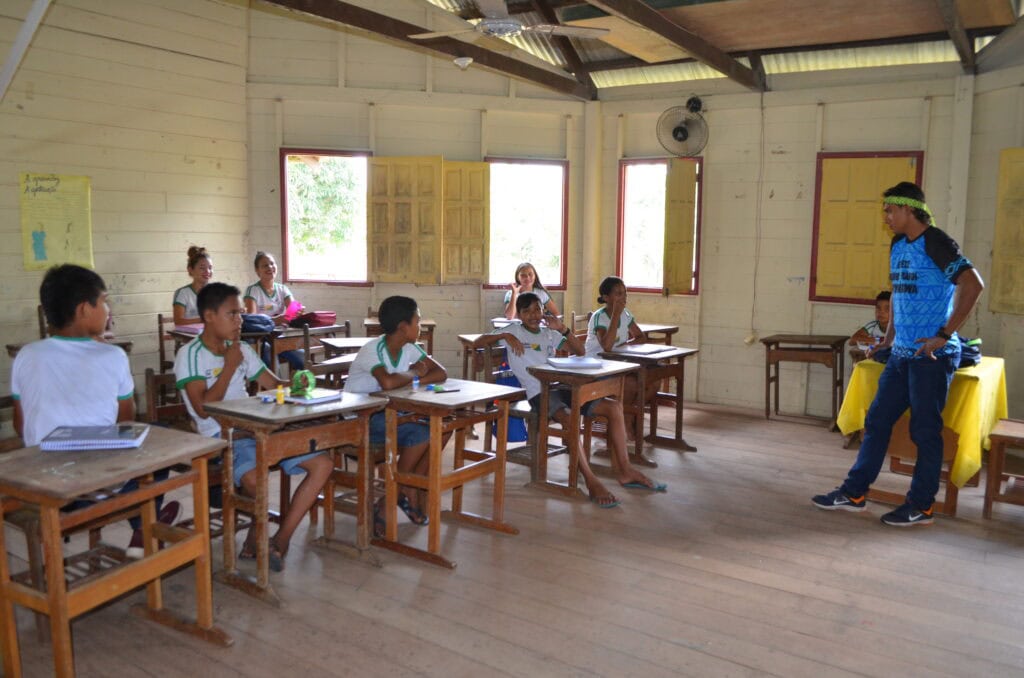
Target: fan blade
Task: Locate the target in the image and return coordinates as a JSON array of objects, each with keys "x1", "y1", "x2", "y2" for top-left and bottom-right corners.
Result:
[
  {"x1": 523, "y1": 24, "x2": 610, "y2": 39},
  {"x1": 409, "y1": 28, "x2": 476, "y2": 40},
  {"x1": 475, "y1": 0, "x2": 510, "y2": 20}
]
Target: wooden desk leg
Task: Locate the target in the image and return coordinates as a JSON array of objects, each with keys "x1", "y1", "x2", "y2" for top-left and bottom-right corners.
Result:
[
  {"x1": 221, "y1": 430, "x2": 238, "y2": 575},
  {"x1": 254, "y1": 434, "x2": 271, "y2": 592},
  {"x1": 983, "y1": 440, "x2": 1005, "y2": 519},
  {"x1": 764, "y1": 345, "x2": 771, "y2": 419},
  {"x1": 567, "y1": 391, "x2": 582, "y2": 490},
  {"x1": 493, "y1": 401, "x2": 509, "y2": 524},
  {"x1": 384, "y1": 408, "x2": 399, "y2": 543},
  {"x1": 533, "y1": 384, "x2": 551, "y2": 487},
  {"x1": 42, "y1": 505, "x2": 75, "y2": 677},
  {"x1": 140, "y1": 477, "x2": 163, "y2": 612},
  {"x1": 452, "y1": 426, "x2": 468, "y2": 514},
  {"x1": 0, "y1": 503, "x2": 22, "y2": 678},
  {"x1": 427, "y1": 414, "x2": 444, "y2": 556}
]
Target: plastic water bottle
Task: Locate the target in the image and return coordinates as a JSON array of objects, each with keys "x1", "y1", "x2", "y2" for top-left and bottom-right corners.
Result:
[
  {"x1": 275, "y1": 384, "x2": 285, "y2": 405},
  {"x1": 412, "y1": 376, "x2": 420, "y2": 391}
]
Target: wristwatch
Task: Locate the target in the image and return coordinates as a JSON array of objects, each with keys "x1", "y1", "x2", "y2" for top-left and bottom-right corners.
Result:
[
  {"x1": 561, "y1": 328, "x2": 572, "y2": 337},
  {"x1": 936, "y1": 328, "x2": 952, "y2": 341}
]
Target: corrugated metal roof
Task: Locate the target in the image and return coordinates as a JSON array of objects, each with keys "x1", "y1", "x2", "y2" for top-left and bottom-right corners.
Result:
[
  {"x1": 591, "y1": 60, "x2": 726, "y2": 88},
  {"x1": 761, "y1": 40, "x2": 957, "y2": 75}
]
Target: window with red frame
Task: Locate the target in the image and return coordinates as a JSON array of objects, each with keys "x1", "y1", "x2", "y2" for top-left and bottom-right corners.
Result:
[{"x1": 618, "y1": 158, "x2": 702, "y2": 294}]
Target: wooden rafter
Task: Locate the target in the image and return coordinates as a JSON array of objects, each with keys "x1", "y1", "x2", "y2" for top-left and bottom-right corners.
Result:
[
  {"x1": 934, "y1": 0, "x2": 976, "y2": 73},
  {"x1": 584, "y1": 0, "x2": 765, "y2": 91},
  {"x1": 532, "y1": 0, "x2": 597, "y2": 99},
  {"x1": 258, "y1": 0, "x2": 592, "y2": 100},
  {"x1": 976, "y1": 14, "x2": 1024, "y2": 72}
]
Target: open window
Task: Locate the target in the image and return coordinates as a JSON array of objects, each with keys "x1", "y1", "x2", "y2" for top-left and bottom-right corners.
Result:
[
  {"x1": 485, "y1": 158, "x2": 568, "y2": 289},
  {"x1": 617, "y1": 158, "x2": 701, "y2": 294},
  {"x1": 280, "y1": 149, "x2": 369, "y2": 284}
]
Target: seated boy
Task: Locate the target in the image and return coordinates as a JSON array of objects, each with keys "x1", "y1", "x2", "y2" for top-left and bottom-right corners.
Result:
[
  {"x1": 473, "y1": 293, "x2": 665, "y2": 508},
  {"x1": 345, "y1": 296, "x2": 447, "y2": 535},
  {"x1": 849, "y1": 291, "x2": 890, "y2": 347},
  {"x1": 174, "y1": 282, "x2": 331, "y2": 572},
  {"x1": 11, "y1": 264, "x2": 179, "y2": 557}
]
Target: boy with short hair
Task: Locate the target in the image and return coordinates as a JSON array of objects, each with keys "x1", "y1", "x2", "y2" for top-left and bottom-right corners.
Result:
[
  {"x1": 345, "y1": 296, "x2": 447, "y2": 534},
  {"x1": 175, "y1": 282, "x2": 331, "y2": 571},
  {"x1": 473, "y1": 292, "x2": 666, "y2": 508},
  {"x1": 849, "y1": 291, "x2": 891, "y2": 347},
  {"x1": 12, "y1": 264, "x2": 179, "y2": 556}
]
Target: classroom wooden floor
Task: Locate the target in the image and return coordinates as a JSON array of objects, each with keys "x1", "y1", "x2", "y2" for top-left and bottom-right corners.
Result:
[{"x1": 7, "y1": 403, "x2": 1024, "y2": 677}]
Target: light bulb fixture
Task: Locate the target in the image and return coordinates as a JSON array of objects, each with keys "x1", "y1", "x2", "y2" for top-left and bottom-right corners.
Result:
[{"x1": 453, "y1": 56, "x2": 473, "y2": 70}]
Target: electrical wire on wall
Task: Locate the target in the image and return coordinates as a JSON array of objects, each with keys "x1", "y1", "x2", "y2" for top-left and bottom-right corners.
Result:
[{"x1": 744, "y1": 91, "x2": 767, "y2": 345}]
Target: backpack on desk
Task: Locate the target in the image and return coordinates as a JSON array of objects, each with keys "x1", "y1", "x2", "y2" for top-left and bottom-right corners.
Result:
[
  {"x1": 241, "y1": 313, "x2": 275, "y2": 333},
  {"x1": 289, "y1": 311, "x2": 337, "y2": 328}
]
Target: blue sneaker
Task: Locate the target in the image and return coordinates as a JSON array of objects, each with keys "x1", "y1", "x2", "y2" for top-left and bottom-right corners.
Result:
[
  {"x1": 811, "y1": 488, "x2": 866, "y2": 512},
  {"x1": 880, "y1": 502, "x2": 934, "y2": 527}
]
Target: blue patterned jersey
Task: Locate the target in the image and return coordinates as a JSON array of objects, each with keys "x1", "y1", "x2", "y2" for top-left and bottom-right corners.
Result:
[{"x1": 889, "y1": 226, "x2": 973, "y2": 358}]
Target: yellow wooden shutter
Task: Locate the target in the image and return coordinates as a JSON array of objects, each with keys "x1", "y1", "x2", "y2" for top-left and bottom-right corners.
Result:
[
  {"x1": 990, "y1": 147, "x2": 1024, "y2": 314},
  {"x1": 814, "y1": 155, "x2": 918, "y2": 301},
  {"x1": 442, "y1": 161, "x2": 489, "y2": 283},
  {"x1": 663, "y1": 158, "x2": 698, "y2": 295},
  {"x1": 367, "y1": 156, "x2": 443, "y2": 284}
]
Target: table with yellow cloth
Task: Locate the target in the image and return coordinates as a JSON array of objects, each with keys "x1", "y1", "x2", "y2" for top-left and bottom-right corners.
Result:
[{"x1": 837, "y1": 356, "x2": 1008, "y2": 488}]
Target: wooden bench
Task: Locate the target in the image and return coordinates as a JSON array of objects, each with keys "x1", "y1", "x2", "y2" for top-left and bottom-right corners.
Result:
[{"x1": 983, "y1": 419, "x2": 1024, "y2": 519}]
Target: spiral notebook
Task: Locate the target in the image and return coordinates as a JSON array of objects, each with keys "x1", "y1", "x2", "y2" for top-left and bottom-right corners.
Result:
[
  {"x1": 40, "y1": 423, "x2": 151, "y2": 451},
  {"x1": 547, "y1": 356, "x2": 602, "y2": 369},
  {"x1": 283, "y1": 388, "x2": 343, "y2": 405}
]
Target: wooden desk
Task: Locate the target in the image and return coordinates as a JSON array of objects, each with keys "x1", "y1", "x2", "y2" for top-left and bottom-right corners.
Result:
[
  {"x1": 983, "y1": 419, "x2": 1024, "y2": 519},
  {"x1": 761, "y1": 334, "x2": 848, "y2": 427},
  {"x1": 373, "y1": 378, "x2": 524, "y2": 569},
  {"x1": 169, "y1": 328, "x2": 270, "y2": 357},
  {"x1": 320, "y1": 336, "x2": 375, "y2": 359},
  {"x1": 599, "y1": 345, "x2": 699, "y2": 464},
  {"x1": 203, "y1": 393, "x2": 386, "y2": 606},
  {"x1": 637, "y1": 323, "x2": 679, "y2": 346},
  {"x1": 0, "y1": 427, "x2": 230, "y2": 678},
  {"x1": 265, "y1": 324, "x2": 348, "y2": 360},
  {"x1": 6, "y1": 338, "x2": 133, "y2": 359},
  {"x1": 526, "y1": 360, "x2": 640, "y2": 496},
  {"x1": 363, "y1": 317, "x2": 436, "y2": 355}
]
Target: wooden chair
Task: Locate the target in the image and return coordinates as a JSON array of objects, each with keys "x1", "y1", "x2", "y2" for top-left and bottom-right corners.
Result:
[
  {"x1": 157, "y1": 313, "x2": 176, "y2": 374},
  {"x1": 144, "y1": 368, "x2": 253, "y2": 539},
  {"x1": 866, "y1": 417, "x2": 963, "y2": 516},
  {"x1": 36, "y1": 304, "x2": 49, "y2": 338},
  {"x1": 570, "y1": 311, "x2": 592, "y2": 340},
  {"x1": 301, "y1": 321, "x2": 350, "y2": 369},
  {"x1": 983, "y1": 419, "x2": 1024, "y2": 519},
  {"x1": 308, "y1": 354, "x2": 356, "y2": 389}
]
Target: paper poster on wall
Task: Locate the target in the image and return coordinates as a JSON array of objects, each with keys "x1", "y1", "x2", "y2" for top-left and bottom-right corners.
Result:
[{"x1": 20, "y1": 173, "x2": 93, "y2": 270}]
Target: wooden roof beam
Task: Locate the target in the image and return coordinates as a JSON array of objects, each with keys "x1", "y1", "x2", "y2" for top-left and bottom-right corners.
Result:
[
  {"x1": 976, "y1": 14, "x2": 1024, "y2": 72},
  {"x1": 934, "y1": 0, "x2": 976, "y2": 73},
  {"x1": 583, "y1": 0, "x2": 766, "y2": 91},
  {"x1": 532, "y1": 0, "x2": 597, "y2": 99},
  {"x1": 258, "y1": 0, "x2": 592, "y2": 100},
  {"x1": 459, "y1": 1, "x2": 584, "y2": 20}
]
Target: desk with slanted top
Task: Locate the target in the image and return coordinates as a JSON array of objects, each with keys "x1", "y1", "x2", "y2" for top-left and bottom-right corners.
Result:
[
  {"x1": 636, "y1": 323, "x2": 679, "y2": 346},
  {"x1": 526, "y1": 360, "x2": 640, "y2": 496},
  {"x1": 364, "y1": 317, "x2": 436, "y2": 355},
  {"x1": 0, "y1": 427, "x2": 230, "y2": 678},
  {"x1": 761, "y1": 334, "x2": 848, "y2": 427},
  {"x1": 320, "y1": 336, "x2": 375, "y2": 359},
  {"x1": 373, "y1": 378, "x2": 523, "y2": 569},
  {"x1": 599, "y1": 345, "x2": 699, "y2": 465},
  {"x1": 203, "y1": 392, "x2": 386, "y2": 606}
]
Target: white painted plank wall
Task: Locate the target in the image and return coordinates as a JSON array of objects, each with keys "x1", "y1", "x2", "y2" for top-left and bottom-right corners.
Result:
[{"x1": 0, "y1": 0, "x2": 249, "y2": 395}]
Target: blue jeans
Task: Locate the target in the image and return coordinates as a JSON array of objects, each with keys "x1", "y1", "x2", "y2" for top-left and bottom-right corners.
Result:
[
  {"x1": 841, "y1": 348, "x2": 960, "y2": 509},
  {"x1": 64, "y1": 470, "x2": 169, "y2": 531}
]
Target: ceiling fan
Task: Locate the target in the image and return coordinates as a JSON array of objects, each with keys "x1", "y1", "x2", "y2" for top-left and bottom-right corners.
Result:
[{"x1": 410, "y1": 0, "x2": 610, "y2": 41}]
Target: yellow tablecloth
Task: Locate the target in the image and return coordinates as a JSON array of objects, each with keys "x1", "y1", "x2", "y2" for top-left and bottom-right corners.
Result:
[{"x1": 837, "y1": 356, "x2": 1008, "y2": 487}]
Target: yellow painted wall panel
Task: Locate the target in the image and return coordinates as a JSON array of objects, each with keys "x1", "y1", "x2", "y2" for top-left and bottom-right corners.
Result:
[{"x1": 990, "y1": 148, "x2": 1024, "y2": 314}]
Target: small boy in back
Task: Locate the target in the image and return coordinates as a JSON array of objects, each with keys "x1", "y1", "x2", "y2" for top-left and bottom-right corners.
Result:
[
  {"x1": 473, "y1": 292, "x2": 666, "y2": 508},
  {"x1": 850, "y1": 291, "x2": 891, "y2": 347},
  {"x1": 11, "y1": 264, "x2": 180, "y2": 556},
  {"x1": 345, "y1": 296, "x2": 447, "y2": 534},
  {"x1": 175, "y1": 282, "x2": 331, "y2": 572}
]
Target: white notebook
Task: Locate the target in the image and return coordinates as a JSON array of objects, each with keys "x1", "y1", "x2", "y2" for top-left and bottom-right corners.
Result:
[
  {"x1": 283, "y1": 388, "x2": 343, "y2": 405},
  {"x1": 40, "y1": 423, "x2": 151, "y2": 452},
  {"x1": 547, "y1": 356, "x2": 602, "y2": 369}
]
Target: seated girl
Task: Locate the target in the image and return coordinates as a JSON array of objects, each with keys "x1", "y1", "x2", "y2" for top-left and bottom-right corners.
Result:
[
  {"x1": 585, "y1": 276, "x2": 657, "y2": 440},
  {"x1": 503, "y1": 262, "x2": 559, "y2": 320},
  {"x1": 172, "y1": 245, "x2": 212, "y2": 325},
  {"x1": 244, "y1": 251, "x2": 304, "y2": 371}
]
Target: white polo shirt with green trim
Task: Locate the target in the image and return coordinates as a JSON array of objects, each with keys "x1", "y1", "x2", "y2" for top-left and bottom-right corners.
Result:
[
  {"x1": 174, "y1": 335, "x2": 266, "y2": 437},
  {"x1": 345, "y1": 336, "x2": 426, "y2": 394}
]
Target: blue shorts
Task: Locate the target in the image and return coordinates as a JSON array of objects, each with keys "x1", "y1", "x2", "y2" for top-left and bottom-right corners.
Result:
[
  {"x1": 369, "y1": 411, "x2": 430, "y2": 448},
  {"x1": 529, "y1": 391, "x2": 599, "y2": 419},
  {"x1": 230, "y1": 437, "x2": 325, "y2": 487}
]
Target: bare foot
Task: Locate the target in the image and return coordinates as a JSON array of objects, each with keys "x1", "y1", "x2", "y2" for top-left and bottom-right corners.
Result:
[
  {"x1": 618, "y1": 469, "x2": 655, "y2": 489},
  {"x1": 586, "y1": 478, "x2": 620, "y2": 507}
]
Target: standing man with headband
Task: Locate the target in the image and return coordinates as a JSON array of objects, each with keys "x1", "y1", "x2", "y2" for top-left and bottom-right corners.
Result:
[{"x1": 813, "y1": 181, "x2": 984, "y2": 526}]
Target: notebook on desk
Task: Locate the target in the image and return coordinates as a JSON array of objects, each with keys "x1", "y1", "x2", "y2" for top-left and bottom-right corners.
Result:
[
  {"x1": 615, "y1": 343, "x2": 671, "y2": 355},
  {"x1": 40, "y1": 423, "x2": 151, "y2": 451},
  {"x1": 547, "y1": 356, "x2": 602, "y2": 369},
  {"x1": 283, "y1": 388, "x2": 343, "y2": 405}
]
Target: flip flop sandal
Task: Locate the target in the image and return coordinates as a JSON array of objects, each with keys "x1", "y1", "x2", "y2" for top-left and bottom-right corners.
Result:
[
  {"x1": 268, "y1": 541, "x2": 285, "y2": 573},
  {"x1": 397, "y1": 493, "x2": 429, "y2": 526},
  {"x1": 238, "y1": 541, "x2": 257, "y2": 560},
  {"x1": 621, "y1": 481, "x2": 668, "y2": 492},
  {"x1": 373, "y1": 501, "x2": 387, "y2": 539}
]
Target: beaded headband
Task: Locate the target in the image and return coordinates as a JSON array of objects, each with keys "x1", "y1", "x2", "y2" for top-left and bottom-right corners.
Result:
[{"x1": 883, "y1": 195, "x2": 932, "y2": 220}]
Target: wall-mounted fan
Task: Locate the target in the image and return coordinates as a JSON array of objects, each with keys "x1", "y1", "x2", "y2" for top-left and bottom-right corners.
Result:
[
  {"x1": 410, "y1": 0, "x2": 609, "y2": 41},
  {"x1": 656, "y1": 96, "x2": 708, "y2": 157}
]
